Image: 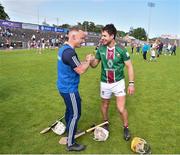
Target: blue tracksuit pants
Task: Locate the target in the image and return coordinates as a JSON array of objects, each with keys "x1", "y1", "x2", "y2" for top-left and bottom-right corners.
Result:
[{"x1": 60, "y1": 91, "x2": 81, "y2": 146}]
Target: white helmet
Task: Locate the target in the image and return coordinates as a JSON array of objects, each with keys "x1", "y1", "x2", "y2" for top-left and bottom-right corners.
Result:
[
  {"x1": 93, "y1": 126, "x2": 109, "y2": 141},
  {"x1": 51, "y1": 121, "x2": 66, "y2": 135}
]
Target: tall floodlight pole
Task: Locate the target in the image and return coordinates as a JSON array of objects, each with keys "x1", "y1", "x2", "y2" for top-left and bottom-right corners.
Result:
[
  {"x1": 37, "y1": 6, "x2": 40, "y2": 25},
  {"x1": 57, "y1": 18, "x2": 59, "y2": 26},
  {"x1": 147, "y1": 2, "x2": 155, "y2": 42}
]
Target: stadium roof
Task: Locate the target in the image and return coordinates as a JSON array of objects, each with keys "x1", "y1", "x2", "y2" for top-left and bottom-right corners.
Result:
[{"x1": 160, "y1": 34, "x2": 180, "y2": 40}]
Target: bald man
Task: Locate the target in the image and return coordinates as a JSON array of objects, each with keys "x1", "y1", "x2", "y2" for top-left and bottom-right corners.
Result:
[{"x1": 57, "y1": 27, "x2": 93, "y2": 151}]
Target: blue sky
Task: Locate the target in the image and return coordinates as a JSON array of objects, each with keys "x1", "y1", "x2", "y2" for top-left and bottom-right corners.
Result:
[{"x1": 1, "y1": 0, "x2": 180, "y2": 38}]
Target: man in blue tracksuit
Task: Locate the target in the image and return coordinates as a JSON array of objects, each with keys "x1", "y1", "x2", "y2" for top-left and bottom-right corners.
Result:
[{"x1": 57, "y1": 27, "x2": 94, "y2": 151}]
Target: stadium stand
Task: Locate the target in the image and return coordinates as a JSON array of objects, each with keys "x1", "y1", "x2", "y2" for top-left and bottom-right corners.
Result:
[
  {"x1": 0, "y1": 24, "x2": 67, "y2": 49},
  {"x1": 0, "y1": 19, "x2": 102, "y2": 49}
]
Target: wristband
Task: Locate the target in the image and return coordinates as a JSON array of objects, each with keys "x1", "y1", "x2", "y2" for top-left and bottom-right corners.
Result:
[
  {"x1": 129, "y1": 83, "x2": 134, "y2": 86},
  {"x1": 129, "y1": 81, "x2": 134, "y2": 86}
]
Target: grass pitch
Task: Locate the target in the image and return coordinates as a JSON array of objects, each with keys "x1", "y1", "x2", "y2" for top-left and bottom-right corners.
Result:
[{"x1": 0, "y1": 47, "x2": 180, "y2": 153}]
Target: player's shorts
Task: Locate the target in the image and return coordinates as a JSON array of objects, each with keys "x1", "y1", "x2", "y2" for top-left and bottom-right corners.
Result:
[{"x1": 100, "y1": 79, "x2": 126, "y2": 99}]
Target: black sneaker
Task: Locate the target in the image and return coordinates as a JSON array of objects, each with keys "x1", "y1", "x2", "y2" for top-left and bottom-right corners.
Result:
[
  {"x1": 124, "y1": 127, "x2": 131, "y2": 141},
  {"x1": 67, "y1": 143, "x2": 86, "y2": 151},
  {"x1": 103, "y1": 123, "x2": 109, "y2": 131}
]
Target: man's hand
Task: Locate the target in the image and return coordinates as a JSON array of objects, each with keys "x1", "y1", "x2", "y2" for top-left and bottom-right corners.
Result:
[
  {"x1": 127, "y1": 85, "x2": 135, "y2": 95},
  {"x1": 86, "y1": 54, "x2": 95, "y2": 62},
  {"x1": 74, "y1": 54, "x2": 95, "y2": 75}
]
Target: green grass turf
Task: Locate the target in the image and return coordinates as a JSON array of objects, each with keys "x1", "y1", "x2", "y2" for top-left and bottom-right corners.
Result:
[{"x1": 0, "y1": 47, "x2": 180, "y2": 153}]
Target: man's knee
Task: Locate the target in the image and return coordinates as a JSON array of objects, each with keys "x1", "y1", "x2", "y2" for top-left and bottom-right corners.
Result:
[
  {"x1": 118, "y1": 107, "x2": 126, "y2": 114},
  {"x1": 102, "y1": 102, "x2": 109, "y2": 109},
  {"x1": 69, "y1": 111, "x2": 81, "y2": 121}
]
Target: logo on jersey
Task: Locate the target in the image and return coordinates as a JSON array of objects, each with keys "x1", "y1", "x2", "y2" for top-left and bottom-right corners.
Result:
[
  {"x1": 107, "y1": 60, "x2": 113, "y2": 68},
  {"x1": 116, "y1": 53, "x2": 120, "y2": 58}
]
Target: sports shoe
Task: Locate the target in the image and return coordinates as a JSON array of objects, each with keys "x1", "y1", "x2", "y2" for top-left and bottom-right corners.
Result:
[
  {"x1": 67, "y1": 143, "x2": 86, "y2": 151},
  {"x1": 102, "y1": 123, "x2": 109, "y2": 131},
  {"x1": 124, "y1": 127, "x2": 131, "y2": 141}
]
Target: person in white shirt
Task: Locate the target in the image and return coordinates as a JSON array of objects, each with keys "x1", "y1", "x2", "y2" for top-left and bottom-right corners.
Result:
[
  {"x1": 167, "y1": 43, "x2": 172, "y2": 55},
  {"x1": 150, "y1": 40, "x2": 159, "y2": 61}
]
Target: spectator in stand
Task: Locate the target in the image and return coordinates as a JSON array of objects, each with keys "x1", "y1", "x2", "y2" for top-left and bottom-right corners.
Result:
[
  {"x1": 31, "y1": 34, "x2": 36, "y2": 41},
  {"x1": 41, "y1": 38, "x2": 45, "y2": 50},
  {"x1": 5, "y1": 28, "x2": 12, "y2": 38},
  {"x1": 51, "y1": 38, "x2": 56, "y2": 49},
  {"x1": 22, "y1": 32, "x2": 25, "y2": 39},
  {"x1": 27, "y1": 40, "x2": 31, "y2": 50},
  {"x1": 5, "y1": 38, "x2": 10, "y2": 49},
  {"x1": 55, "y1": 38, "x2": 59, "y2": 47},
  {"x1": 37, "y1": 40, "x2": 42, "y2": 54},
  {"x1": 0, "y1": 27, "x2": 2, "y2": 37},
  {"x1": 46, "y1": 39, "x2": 50, "y2": 49}
]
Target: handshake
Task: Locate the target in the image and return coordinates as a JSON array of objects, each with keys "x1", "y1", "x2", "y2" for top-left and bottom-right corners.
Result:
[{"x1": 86, "y1": 54, "x2": 95, "y2": 63}]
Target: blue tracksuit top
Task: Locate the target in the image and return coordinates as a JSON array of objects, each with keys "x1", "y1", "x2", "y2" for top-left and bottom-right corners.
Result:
[{"x1": 57, "y1": 44, "x2": 80, "y2": 93}]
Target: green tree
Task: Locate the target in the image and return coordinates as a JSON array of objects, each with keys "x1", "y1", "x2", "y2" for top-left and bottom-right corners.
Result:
[
  {"x1": 82, "y1": 21, "x2": 89, "y2": 31},
  {"x1": 57, "y1": 21, "x2": 127, "y2": 36},
  {"x1": 77, "y1": 22, "x2": 83, "y2": 29},
  {"x1": 59, "y1": 24, "x2": 71, "y2": 29},
  {"x1": 128, "y1": 27, "x2": 134, "y2": 36},
  {"x1": 76, "y1": 21, "x2": 103, "y2": 33},
  {"x1": 94, "y1": 24, "x2": 103, "y2": 33},
  {"x1": 130, "y1": 27, "x2": 147, "y2": 41},
  {"x1": 89, "y1": 22, "x2": 95, "y2": 32},
  {"x1": 117, "y1": 30, "x2": 126, "y2": 37},
  {"x1": 0, "y1": 3, "x2": 9, "y2": 20}
]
